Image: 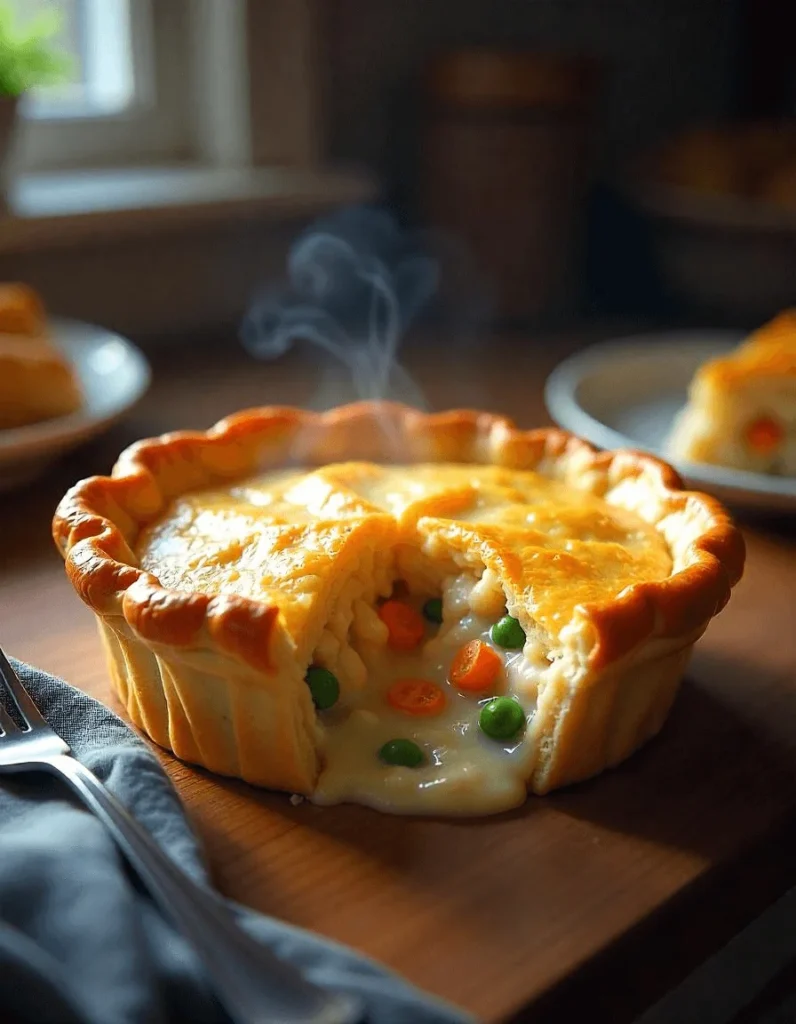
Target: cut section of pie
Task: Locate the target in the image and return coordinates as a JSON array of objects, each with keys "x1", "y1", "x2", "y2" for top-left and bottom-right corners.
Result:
[
  {"x1": 0, "y1": 283, "x2": 82, "y2": 429},
  {"x1": 668, "y1": 310, "x2": 796, "y2": 476},
  {"x1": 53, "y1": 404, "x2": 744, "y2": 815}
]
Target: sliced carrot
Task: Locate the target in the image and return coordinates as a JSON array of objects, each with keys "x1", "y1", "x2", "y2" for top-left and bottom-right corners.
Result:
[
  {"x1": 387, "y1": 678, "x2": 446, "y2": 716},
  {"x1": 745, "y1": 415, "x2": 784, "y2": 454},
  {"x1": 378, "y1": 599, "x2": 425, "y2": 651},
  {"x1": 449, "y1": 639, "x2": 503, "y2": 693}
]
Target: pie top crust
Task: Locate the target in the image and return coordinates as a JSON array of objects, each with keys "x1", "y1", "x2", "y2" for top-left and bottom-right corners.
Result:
[
  {"x1": 54, "y1": 403, "x2": 744, "y2": 677},
  {"x1": 696, "y1": 309, "x2": 796, "y2": 390},
  {"x1": 135, "y1": 461, "x2": 674, "y2": 663}
]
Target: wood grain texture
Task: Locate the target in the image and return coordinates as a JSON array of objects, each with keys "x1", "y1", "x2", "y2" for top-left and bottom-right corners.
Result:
[{"x1": 2, "y1": 332, "x2": 796, "y2": 1023}]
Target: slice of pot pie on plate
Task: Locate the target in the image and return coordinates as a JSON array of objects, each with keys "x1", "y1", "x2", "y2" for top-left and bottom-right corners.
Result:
[
  {"x1": 53, "y1": 404, "x2": 744, "y2": 816},
  {"x1": 0, "y1": 283, "x2": 83, "y2": 430},
  {"x1": 669, "y1": 310, "x2": 796, "y2": 476}
]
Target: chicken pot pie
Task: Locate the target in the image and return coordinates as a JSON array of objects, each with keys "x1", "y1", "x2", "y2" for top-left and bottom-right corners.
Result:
[
  {"x1": 0, "y1": 283, "x2": 82, "y2": 429},
  {"x1": 669, "y1": 310, "x2": 796, "y2": 476},
  {"x1": 53, "y1": 404, "x2": 744, "y2": 816}
]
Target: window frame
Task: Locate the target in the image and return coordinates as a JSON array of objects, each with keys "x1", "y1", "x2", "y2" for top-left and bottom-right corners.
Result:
[
  {"x1": 15, "y1": 0, "x2": 197, "y2": 172},
  {"x1": 14, "y1": 0, "x2": 326, "y2": 175}
]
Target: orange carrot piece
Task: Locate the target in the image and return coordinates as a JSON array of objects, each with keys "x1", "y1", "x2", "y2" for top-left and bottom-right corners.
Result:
[
  {"x1": 449, "y1": 639, "x2": 502, "y2": 693},
  {"x1": 378, "y1": 599, "x2": 425, "y2": 651},
  {"x1": 745, "y1": 415, "x2": 784, "y2": 454},
  {"x1": 387, "y1": 678, "x2": 446, "y2": 717}
]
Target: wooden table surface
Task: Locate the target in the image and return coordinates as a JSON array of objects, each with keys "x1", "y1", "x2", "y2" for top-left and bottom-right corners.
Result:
[{"x1": 3, "y1": 333, "x2": 796, "y2": 1023}]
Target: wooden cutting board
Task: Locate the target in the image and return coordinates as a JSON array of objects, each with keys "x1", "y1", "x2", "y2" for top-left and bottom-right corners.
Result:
[{"x1": 3, "y1": 334, "x2": 796, "y2": 1023}]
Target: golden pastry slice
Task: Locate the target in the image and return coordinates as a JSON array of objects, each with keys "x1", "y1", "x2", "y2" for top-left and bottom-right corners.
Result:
[
  {"x1": 0, "y1": 282, "x2": 47, "y2": 334},
  {"x1": 53, "y1": 404, "x2": 744, "y2": 816},
  {"x1": 668, "y1": 310, "x2": 796, "y2": 475},
  {"x1": 0, "y1": 283, "x2": 82, "y2": 429}
]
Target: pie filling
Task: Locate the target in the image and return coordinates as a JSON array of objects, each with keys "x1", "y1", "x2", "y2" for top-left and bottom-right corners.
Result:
[
  {"x1": 741, "y1": 413, "x2": 795, "y2": 475},
  {"x1": 312, "y1": 571, "x2": 542, "y2": 814},
  {"x1": 672, "y1": 405, "x2": 796, "y2": 476},
  {"x1": 135, "y1": 461, "x2": 673, "y2": 814}
]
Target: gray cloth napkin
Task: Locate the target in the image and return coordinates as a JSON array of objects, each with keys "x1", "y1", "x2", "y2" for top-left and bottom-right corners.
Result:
[{"x1": 0, "y1": 658, "x2": 475, "y2": 1024}]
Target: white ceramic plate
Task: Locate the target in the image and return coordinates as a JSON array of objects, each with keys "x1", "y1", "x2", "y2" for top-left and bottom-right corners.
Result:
[
  {"x1": 0, "y1": 318, "x2": 151, "y2": 490},
  {"x1": 544, "y1": 331, "x2": 796, "y2": 514}
]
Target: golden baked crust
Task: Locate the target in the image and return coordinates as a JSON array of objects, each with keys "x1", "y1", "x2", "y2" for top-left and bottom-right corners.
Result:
[
  {"x1": 0, "y1": 282, "x2": 47, "y2": 335},
  {"x1": 53, "y1": 403, "x2": 744, "y2": 809},
  {"x1": 134, "y1": 462, "x2": 673, "y2": 665},
  {"x1": 702, "y1": 309, "x2": 796, "y2": 387},
  {"x1": 668, "y1": 310, "x2": 796, "y2": 474},
  {"x1": 0, "y1": 283, "x2": 82, "y2": 429}
]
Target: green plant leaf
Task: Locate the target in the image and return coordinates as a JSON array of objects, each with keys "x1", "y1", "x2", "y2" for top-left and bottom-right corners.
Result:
[{"x1": 0, "y1": 0, "x2": 72, "y2": 97}]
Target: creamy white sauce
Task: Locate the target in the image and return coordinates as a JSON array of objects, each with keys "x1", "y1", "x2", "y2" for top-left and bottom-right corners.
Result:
[{"x1": 312, "y1": 574, "x2": 538, "y2": 815}]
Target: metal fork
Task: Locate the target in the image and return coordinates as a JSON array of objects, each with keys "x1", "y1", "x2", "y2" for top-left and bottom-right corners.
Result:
[{"x1": 0, "y1": 648, "x2": 361, "y2": 1024}]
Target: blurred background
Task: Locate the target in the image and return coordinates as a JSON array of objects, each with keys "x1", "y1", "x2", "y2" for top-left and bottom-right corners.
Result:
[{"x1": 1, "y1": 0, "x2": 795, "y2": 347}]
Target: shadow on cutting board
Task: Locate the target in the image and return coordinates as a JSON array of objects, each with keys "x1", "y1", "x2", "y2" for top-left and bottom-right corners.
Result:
[{"x1": 550, "y1": 665, "x2": 796, "y2": 859}]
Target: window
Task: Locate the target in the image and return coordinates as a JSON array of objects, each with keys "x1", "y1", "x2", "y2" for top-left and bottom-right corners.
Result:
[
  {"x1": 11, "y1": 0, "x2": 196, "y2": 171},
  {"x1": 8, "y1": 1, "x2": 324, "y2": 178},
  {"x1": 13, "y1": 0, "x2": 135, "y2": 119}
]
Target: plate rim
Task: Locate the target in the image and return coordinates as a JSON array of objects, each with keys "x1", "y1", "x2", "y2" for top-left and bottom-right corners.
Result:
[{"x1": 544, "y1": 331, "x2": 796, "y2": 505}]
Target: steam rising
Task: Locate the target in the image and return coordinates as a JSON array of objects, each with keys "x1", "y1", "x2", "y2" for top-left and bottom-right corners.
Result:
[{"x1": 242, "y1": 208, "x2": 440, "y2": 408}]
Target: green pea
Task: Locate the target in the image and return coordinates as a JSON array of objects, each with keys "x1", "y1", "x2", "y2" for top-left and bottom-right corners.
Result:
[
  {"x1": 378, "y1": 738, "x2": 424, "y2": 768},
  {"x1": 490, "y1": 615, "x2": 526, "y2": 650},
  {"x1": 479, "y1": 697, "x2": 525, "y2": 741},
  {"x1": 305, "y1": 665, "x2": 339, "y2": 710},
  {"x1": 422, "y1": 597, "x2": 443, "y2": 623}
]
